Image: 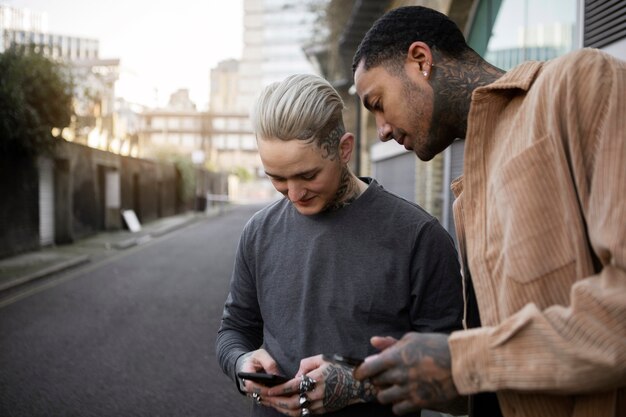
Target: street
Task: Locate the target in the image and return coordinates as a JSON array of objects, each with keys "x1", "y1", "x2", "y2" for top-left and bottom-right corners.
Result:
[{"x1": 0, "y1": 204, "x2": 266, "y2": 417}]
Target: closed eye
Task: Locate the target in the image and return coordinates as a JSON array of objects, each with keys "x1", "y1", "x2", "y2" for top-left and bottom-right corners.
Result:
[
  {"x1": 267, "y1": 175, "x2": 285, "y2": 182},
  {"x1": 300, "y1": 172, "x2": 317, "y2": 180}
]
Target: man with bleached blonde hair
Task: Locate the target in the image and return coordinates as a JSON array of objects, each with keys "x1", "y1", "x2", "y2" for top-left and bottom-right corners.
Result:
[{"x1": 216, "y1": 74, "x2": 467, "y2": 417}]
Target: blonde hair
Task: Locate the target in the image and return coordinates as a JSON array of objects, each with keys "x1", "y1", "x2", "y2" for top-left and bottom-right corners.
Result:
[{"x1": 251, "y1": 74, "x2": 346, "y2": 156}]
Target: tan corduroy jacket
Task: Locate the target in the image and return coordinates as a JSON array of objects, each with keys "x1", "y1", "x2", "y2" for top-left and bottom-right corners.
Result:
[{"x1": 448, "y1": 48, "x2": 626, "y2": 417}]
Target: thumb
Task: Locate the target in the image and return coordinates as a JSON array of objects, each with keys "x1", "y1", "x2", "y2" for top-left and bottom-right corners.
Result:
[{"x1": 257, "y1": 350, "x2": 281, "y2": 374}]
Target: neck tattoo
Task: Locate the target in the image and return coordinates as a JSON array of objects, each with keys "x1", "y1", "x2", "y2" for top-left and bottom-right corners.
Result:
[{"x1": 323, "y1": 168, "x2": 361, "y2": 212}]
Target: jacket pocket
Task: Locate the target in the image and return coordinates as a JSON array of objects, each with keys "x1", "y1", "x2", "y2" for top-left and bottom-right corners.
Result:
[{"x1": 493, "y1": 136, "x2": 576, "y2": 283}]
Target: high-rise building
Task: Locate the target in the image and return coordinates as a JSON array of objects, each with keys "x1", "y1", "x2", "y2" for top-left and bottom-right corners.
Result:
[
  {"x1": 236, "y1": 0, "x2": 318, "y2": 113},
  {"x1": 0, "y1": 4, "x2": 47, "y2": 34},
  {"x1": 210, "y1": 59, "x2": 240, "y2": 113}
]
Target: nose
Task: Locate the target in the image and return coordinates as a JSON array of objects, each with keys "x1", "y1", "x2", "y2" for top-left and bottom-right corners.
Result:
[
  {"x1": 287, "y1": 181, "x2": 306, "y2": 202},
  {"x1": 375, "y1": 115, "x2": 393, "y2": 142}
]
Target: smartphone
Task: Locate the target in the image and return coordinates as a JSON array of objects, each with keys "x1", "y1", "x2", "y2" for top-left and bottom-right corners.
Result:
[
  {"x1": 323, "y1": 354, "x2": 365, "y2": 368},
  {"x1": 237, "y1": 371, "x2": 290, "y2": 387}
]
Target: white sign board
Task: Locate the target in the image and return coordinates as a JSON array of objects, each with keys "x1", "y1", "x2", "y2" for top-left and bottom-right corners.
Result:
[{"x1": 122, "y1": 209, "x2": 142, "y2": 233}]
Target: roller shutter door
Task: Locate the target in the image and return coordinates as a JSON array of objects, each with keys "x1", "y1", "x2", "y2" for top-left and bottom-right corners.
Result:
[{"x1": 372, "y1": 152, "x2": 416, "y2": 202}]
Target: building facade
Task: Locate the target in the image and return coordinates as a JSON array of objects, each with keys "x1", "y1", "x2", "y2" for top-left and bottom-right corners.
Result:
[{"x1": 236, "y1": 0, "x2": 319, "y2": 113}]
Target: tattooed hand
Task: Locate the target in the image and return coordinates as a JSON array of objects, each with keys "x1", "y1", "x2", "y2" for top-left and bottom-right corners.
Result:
[
  {"x1": 354, "y1": 332, "x2": 463, "y2": 415},
  {"x1": 263, "y1": 354, "x2": 378, "y2": 416}
]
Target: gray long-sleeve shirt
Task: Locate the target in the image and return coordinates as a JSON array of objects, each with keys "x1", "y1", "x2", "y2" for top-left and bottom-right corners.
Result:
[{"x1": 216, "y1": 178, "x2": 463, "y2": 416}]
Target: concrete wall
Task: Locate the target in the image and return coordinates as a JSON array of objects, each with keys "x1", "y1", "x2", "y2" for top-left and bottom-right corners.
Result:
[
  {"x1": 53, "y1": 140, "x2": 122, "y2": 240},
  {"x1": 120, "y1": 157, "x2": 178, "y2": 224},
  {"x1": 0, "y1": 154, "x2": 40, "y2": 257},
  {"x1": 0, "y1": 140, "x2": 208, "y2": 260}
]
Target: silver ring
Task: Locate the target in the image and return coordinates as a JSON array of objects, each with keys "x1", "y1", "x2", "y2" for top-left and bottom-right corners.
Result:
[
  {"x1": 301, "y1": 407, "x2": 311, "y2": 416},
  {"x1": 299, "y1": 394, "x2": 310, "y2": 408},
  {"x1": 252, "y1": 392, "x2": 262, "y2": 404},
  {"x1": 299, "y1": 374, "x2": 317, "y2": 393}
]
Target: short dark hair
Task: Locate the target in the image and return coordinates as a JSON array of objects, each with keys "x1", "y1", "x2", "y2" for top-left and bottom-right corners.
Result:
[{"x1": 352, "y1": 6, "x2": 469, "y2": 73}]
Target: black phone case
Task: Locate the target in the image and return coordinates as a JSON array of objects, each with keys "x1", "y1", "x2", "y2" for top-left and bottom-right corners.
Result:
[{"x1": 237, "y1": 371, "x2": 289, "y2": 387}]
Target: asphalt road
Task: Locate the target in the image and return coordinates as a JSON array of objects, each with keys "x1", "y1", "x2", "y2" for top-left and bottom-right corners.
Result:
[{"x1": 0, "y1": 204, "x2": 266, "y2": 417}]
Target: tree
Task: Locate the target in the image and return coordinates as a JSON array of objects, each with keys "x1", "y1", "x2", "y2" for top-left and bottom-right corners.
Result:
[{"x1": 0, "y1": 46, "x2": 73, "y2": 157}]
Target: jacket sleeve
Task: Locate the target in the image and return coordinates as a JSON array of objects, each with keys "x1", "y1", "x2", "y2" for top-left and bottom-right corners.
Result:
[
  {"x1": 449, "y1": 50, "x2": 626, "y2": 395},
  {"x1": 215, "y1": 224, "x2": 264, "y2": 386}
]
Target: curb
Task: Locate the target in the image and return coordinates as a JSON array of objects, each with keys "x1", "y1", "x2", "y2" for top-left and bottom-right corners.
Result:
[
  {"x1": 0, "y1": 211, "x2": 213, "y2": 293},
  {"x1": 0, "y1": 254, "x2": 90, "y2": 292}
]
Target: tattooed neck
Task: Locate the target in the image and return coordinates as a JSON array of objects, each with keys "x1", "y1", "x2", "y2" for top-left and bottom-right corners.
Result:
[
  {"x1": 323, "y1": 168, "x2": 363, "y2": 212},
  {"x1": 430, "y1": 48, "x2": 505, "y2": 139}
]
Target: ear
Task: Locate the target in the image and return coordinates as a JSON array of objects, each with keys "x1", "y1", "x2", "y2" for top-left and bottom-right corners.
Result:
[
  {"x1": 406, "y1": 41, "x2": 434, "y2": 79},
  {"x1": 338, "y1": 132, "x2": 354, "y2": 164}
]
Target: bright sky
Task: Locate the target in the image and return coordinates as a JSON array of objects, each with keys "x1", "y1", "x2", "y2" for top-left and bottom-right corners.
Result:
[{"x1": 7, "y1": 0, "x2": 244, "y2": 109}]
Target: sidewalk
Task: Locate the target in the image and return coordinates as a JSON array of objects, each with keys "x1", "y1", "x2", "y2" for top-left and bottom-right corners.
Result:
[{"x1": 0, "y1": 210, "x2": 215, "y2": 292}]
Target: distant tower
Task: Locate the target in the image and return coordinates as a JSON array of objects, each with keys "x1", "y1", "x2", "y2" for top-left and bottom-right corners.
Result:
[
  {"x1": 236, "y1": 0, "x2": 318, "y2": 113},
  {"x1": 210, "y1": 59, "x2": 240, "y2": 113}
]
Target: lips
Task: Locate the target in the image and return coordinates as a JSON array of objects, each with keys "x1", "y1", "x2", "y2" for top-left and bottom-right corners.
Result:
[
  {"x1": 395, "y1": 134, "x2": 412, "y2": 150},
  {"x1": 295, "y1": 195, "x2": 316, "y2": 206}
]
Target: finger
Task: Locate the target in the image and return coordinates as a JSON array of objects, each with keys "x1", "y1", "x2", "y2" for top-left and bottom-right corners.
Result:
[
  {"x1": 245, "y1": 381, "x2": 272, "y2": 396},
  {"x1": 264, "y1": 394, "x2": 301, "y2": 412},
  {"x1": 296, "y1": 354, "x2": 324, "y2": 377},
  {"x1": 370, "y1": 335, "x2": 398, "y2": 351},
  {"x1": 308, "y1": 397, "x2": 325, "y2": 414},
  {"x1": 369, "y1": 365, "x2": 408, "y2": 387},
  {"x1": 256, "y1": 350, "x2": 281, "y2": 375},
  {"x1": 392, "y1": 399, "x2": 423, "y2": 416},
  {"x1": 353, "y1": 352, "x2": 391, "y2": 381},
  {"x1": 267, "y1": 377, "x2": 300, "y2": 396},
  {"x1": 377, "y1": 383, "x2": 410, "y2": 405}
]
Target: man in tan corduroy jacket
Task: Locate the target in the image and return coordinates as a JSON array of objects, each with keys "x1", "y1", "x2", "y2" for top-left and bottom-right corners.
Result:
[{"x1": 351, "y1": 6, "x2": 625, "y2": 417}]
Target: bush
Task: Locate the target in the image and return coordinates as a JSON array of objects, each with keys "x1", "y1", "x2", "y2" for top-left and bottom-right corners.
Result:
[{"x1": 0, "y1": 47, "x2": 73, "y2": 156}]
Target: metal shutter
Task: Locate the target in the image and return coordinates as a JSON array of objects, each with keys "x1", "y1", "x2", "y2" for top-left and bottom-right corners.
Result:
[
  {"x1": 372, "y1": 152, "x2": 416, "y2": 202},
  {"x1": 584, "y1": 0, "x2": 626, "y2": 48}
]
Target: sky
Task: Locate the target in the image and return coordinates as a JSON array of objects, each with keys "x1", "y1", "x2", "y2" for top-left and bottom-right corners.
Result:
[{"x1": 6, "y1": 0, "x2": 244, "y2": 108}]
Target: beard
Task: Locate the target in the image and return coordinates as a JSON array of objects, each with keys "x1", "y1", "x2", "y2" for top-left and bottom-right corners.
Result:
[{"x1": 401, "y1": 72, "x2": 458, "y2": 161}]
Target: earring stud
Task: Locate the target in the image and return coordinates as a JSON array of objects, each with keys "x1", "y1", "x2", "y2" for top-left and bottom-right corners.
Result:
[{"x1": 423, "y1": 71, "x2": 428, "y2": 77}]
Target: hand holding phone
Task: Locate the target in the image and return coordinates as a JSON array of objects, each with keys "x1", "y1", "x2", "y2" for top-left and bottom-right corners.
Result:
[{"x1": 237, "y1": 371, "x2": 290, "y2": 387}]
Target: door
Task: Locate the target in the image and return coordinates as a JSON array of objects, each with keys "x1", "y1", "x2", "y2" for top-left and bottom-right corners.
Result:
[{"x1": 38, "y1": 157, "x2": 55, "y2": 246}]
